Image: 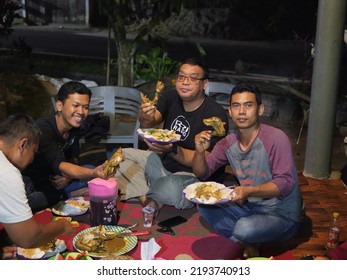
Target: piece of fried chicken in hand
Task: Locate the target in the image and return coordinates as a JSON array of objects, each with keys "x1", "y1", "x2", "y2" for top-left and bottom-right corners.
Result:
[
  {"x1": 103, "y1": 147, "x2": 125, "y2": 177},
  {"x1": 203, "y1": 116, "x2": 226, "y2": 136}
]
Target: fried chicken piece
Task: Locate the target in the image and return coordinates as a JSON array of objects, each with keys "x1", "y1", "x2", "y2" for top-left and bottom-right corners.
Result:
[
  {"x1": 140, "y1": 80, "x2": 165, "y2": 105},
  {"x1": 103, "y1": 147, "x2": 125, "y2": 176},
  {"x1": 203, "y1": 116, "x2": 226, "y2": 136}
]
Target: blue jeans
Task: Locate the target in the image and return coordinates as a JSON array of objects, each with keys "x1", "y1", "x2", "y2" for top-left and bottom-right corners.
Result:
[
  {"x1": 197, "y1": 201, "x2": 300, "y2": 245},
  {"x1": 114, "y1": 148, "x2": 198, "y2": 209},
  {"x1": 63, "y1": 164, "x2": 94, "y2": 197}
]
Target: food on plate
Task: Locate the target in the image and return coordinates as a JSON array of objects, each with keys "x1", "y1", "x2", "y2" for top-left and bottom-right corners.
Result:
[
  {"x1": 140, "y1": 80, "x2": 165, "y2": 105},
  {"x1": 183, "y1": 181, "x2": 232, "y2": 204},
  {"x1": 195, "y1": 183, "x2": 222, "y2": 202},
  {"x1": 52, "y1": 197, "x2": 89, "y2": 216},
  {"x1": 139, "y1": 128, "x2": 181, "y2": 143},
  {"x1": 203, "y1": 116, "x2": 226, "y2": 136},
  {"x1": 75, "y1": 225, "x2": 126, "y2": 254},
  {"x1": 103, "y1": 147, "x2": 125, "y2": 176},
  {"x1": 17, "y1": 239, "x2": 66, "y2": 259}
]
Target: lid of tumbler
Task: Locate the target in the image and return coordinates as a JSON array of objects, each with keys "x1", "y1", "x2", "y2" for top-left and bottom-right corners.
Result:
[{"x1": 88, "y1": 177, "x2": 118, "y2": 197}]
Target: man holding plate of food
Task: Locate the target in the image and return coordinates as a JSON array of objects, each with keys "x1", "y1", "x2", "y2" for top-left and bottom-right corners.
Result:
[
  {"x1": 113, "y1": 57, "x2": 229, "y2": 212},
  {"x1": 192, "y1": 82, "x2": 303, "y2": 259}
]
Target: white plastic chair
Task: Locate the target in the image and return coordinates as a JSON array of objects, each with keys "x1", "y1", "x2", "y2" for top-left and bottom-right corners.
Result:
[
  {"x1": 82, "y1": 86, "x2": 142, "y2": 149},
  {"x1": 51, "y1": 86, "x2": 141, "y2": 149},
  {"x1": 206, "y1": 81, "x2": 235, "y2": 110},
  {"x1": 206, "y1": 81, "x2": 235, "y2": 131}
]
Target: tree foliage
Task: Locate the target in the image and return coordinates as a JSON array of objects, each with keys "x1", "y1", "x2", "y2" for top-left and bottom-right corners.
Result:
[
  {"x1": 96, "y1": 0, "x2": 321, "y2": 86},
  {"x1": 98, "y1": 0, "x2": 183, "y2": 86},
  {"x1": 0, "y1": 0, "x2": 22, "y2": 38}
]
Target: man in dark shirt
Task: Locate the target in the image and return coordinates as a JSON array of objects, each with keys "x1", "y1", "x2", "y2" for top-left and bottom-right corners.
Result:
[
  {"x1": 23, "y1": 81, "x2": 109, "y2": 212},
  {"x1": 114, "y1": 57, "x2": 229, "y2": 211}
]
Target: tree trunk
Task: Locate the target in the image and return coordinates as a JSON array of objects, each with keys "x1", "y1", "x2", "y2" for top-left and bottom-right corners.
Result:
[{"x1": 117, "y1": 40, "x2": 134, "y2": 87}]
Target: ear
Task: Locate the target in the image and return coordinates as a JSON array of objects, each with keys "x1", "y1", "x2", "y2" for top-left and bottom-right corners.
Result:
[
  {"x1": 56, "y1": 100, "x2": 63, "y2": 112},
  {"x1": 258, "y1": 104, "x2": 265, "y2": 116},
  {"x1": 19, "y1": 138, "x2": 29, "y2": 153},
  {"x1": 203, "y1": 80, "x2": 208, "y2": 91}
]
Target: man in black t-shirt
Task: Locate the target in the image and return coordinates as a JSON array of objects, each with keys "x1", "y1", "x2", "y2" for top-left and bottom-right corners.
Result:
[{"x1": 115, "y1": 58, "x2": 229, "y2": 211}]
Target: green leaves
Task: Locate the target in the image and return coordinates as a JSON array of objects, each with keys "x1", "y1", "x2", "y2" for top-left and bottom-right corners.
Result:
[{"x1": 134, "y1": 47, "x2": 179, "y2": 82}]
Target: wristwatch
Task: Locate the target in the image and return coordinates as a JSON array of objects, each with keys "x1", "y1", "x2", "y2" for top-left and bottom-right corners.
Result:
[{"x1": 167, "y1": 144, "x2": 178, "y2": 158}]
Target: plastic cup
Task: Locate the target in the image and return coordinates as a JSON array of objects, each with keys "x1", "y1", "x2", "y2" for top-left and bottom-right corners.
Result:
[{"x1": 142, "y1": 206, "x2": 156, "y2": 227}]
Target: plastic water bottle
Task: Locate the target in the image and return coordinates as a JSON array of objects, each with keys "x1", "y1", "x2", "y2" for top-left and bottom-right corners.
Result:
[{"x1": 326, "y1": 212, "x2": 340, "y2": 249}]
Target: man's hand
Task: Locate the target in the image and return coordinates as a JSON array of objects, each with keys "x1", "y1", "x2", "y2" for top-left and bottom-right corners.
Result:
[
  {"x1": 59, "y1": 219, "x2": 75, "y2": 236},
  {"x1": 95, "y1": 164, "x2": 112, "y2": 179},
  {"x1": 145, "y1": 139, "x2": 173, "y2": 154},
  {"x1": 139, "y1": 103, "x2": 156, "y2": 122},
  {"x1": 194, "y1": 131, "x2": 212, "y2": 153},
  {"x1": 230, "y1": 186, "x2": 249, "y2": 205},
  {"x1": 50, "y1": 175, "x2": 70, "y2": 190}
]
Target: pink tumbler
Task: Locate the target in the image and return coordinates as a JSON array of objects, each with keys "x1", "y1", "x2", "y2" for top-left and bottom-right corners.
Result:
[{"x1": 88, "y1": 177, "x2": 118, "y2": 226}]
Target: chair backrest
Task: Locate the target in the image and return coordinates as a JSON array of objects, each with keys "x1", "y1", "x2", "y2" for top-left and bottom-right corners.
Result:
[
  {"x1": 206, "y1": 81, "x2": 236, "y2": 132},
  {"x1": 88, "y1": 86, "x2": 142, "y2": 124},
  {"x1": 206, "y1": 81, "x2": 235, "y2": 96},
  {"x1": 206, "y1": 81, "x2": 235, "y2": 109}
]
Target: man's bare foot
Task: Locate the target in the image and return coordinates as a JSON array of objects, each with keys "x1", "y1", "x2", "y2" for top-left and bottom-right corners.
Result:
[
  {"x1": 139, "y1": 195, "x2": 147, "y2": 206},
  {"x1": 70, "y1": 187, "x2": 89, "y2": 197},
  {"x1": 1, "y1": 246, "x2": 17, "y2": 259},
  {"x1": 243, "y1": 244, "x2": 260, "y2": 259}
]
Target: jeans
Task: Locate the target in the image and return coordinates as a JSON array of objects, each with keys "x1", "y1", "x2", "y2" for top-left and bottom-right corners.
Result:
[
  {"x1": 63, "y1": 164, "x2": 94, "y2": 197},
  {"x1": 198, "y1": 201, "x2": 300, "y2": 245},
  {"x1": 115, "y1": 148, "x2": 198, "y2": 209}
]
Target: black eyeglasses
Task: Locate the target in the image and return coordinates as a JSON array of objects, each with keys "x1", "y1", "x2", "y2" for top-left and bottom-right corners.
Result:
[{"x1": 177, "y1": 74, "x2": 205, "y2": 84}]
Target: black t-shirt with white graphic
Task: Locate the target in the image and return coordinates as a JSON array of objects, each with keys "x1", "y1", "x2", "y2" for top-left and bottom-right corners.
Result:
[{"x1": 156, "y1": 87, "x2": 229, "y2": 181}]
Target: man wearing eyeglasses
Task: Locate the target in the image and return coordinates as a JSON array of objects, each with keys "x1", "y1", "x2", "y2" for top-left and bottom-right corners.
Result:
[{"x1": 115, "y1": 57, "x2": 229, "y2": 211}]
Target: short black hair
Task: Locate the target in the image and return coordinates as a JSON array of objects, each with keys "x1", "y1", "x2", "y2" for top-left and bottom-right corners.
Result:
[
  {"x1": 230, "y1": 82, "x2": 262, "y2": 106},
  {"x1": 181, "y1": 57, "x2": 209, "y2": 80},
  {"x1": 0, "y1": 114, "x2": 41, "y2": 146},
  {"x1": 57, "y1": 81, "x2": 92, "y2": 103}
]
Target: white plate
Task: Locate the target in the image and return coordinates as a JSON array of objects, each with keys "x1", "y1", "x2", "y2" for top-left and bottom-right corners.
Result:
[
  {"x1": 137, "y1": 128, "x2": 181, "y2": 144},
  {"x1": 17, "y1": 239, "x2": 66, "y2": 260},
  {"x1": 183, "y1": 181, "x2": 233, "y2": 204},
  {"x1": 52, "y1": 196, "x2": 89, "y2": 216},
  {"x1": 73, "y1": 225, "x2": 138, "y2": 258}
]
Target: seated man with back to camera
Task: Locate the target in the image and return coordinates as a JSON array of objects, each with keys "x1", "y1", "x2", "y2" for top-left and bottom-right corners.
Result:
[
  {"x1": 114, "y1": 57, "x2": 229, "y2": 212},
  {"x1": 22, "y1": 81, "x2": 110, "y2": 213},
  {"x1": 192, "y1": 82, "x2": 303, "y2": 259}
]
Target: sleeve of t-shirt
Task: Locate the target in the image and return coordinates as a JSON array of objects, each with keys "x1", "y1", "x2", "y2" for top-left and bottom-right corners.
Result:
[
  {"x1": 0, "y1": 169, "x2": 32, "y2": 223},
  {"x1": 203, "y1": 136, "x2": 233, "y2": 179},
  {"x1": 263, "y1": 128, "x2": 297, "y2": 198}
]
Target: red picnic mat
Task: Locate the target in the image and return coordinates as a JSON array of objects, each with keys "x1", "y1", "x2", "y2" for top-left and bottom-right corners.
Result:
[{"x1": 32, "y1": 200, "x2": 295, "y2": 260}]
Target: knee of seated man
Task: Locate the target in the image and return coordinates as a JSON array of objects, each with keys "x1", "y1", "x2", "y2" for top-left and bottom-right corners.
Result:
[
  {"x1": 233, "y1": 219, "x2": 258, "y2": 242},
  {"x1": 151, "y1": 176, "x2": 181, "y2": 197}
]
